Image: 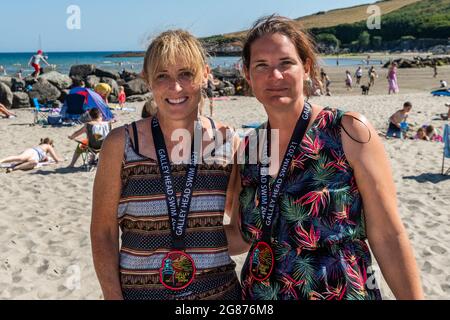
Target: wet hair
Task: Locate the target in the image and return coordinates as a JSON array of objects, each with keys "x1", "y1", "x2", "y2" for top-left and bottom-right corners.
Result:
[
  {"x1": 403, "y1": 101, "x2": 412, "y2": 108},
  {"x1": 242, "y1": 14, "x2": 319, "y2": 84},
  {"x1": 88, "y1": 107, "x2": 101, "y2": 120},
  {"x1": 39, "y1": 137, "x2": 54, "y2": 146},
  {"x1": 142, "y1": 29, "x2": 208, "y2": 87}
]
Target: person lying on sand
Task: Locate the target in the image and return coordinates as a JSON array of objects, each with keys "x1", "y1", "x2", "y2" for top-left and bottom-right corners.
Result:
[{"x1": 0, "y1": 137, "x2": 64, "y2": 173}]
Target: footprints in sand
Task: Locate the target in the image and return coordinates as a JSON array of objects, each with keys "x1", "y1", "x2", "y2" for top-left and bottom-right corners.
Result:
[{"x1": 430, "y1": 245, "x2": 447, "y2": 255}]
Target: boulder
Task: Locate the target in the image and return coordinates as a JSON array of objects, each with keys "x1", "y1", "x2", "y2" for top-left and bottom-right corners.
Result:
[
  {"x1": 124, "y1": 78, "x2": 148, "y2": 96},
  {"x1": 116, "y1": 79, "x2": 126, "y2": 86},
  {"x1": 12, "y1": 92, "x2": 31, "y2": 109},
  {"x1": 120, "y1": 69, "x2": 139, "y2": 82},
  {"x1": 28, "y1": 78, "x2": 61, "y2": 103},
  {"x1": 0, "y1": 76, "x2": 12, "y2": 88},
  {"x1": 86, "y1": 75, "x2": 100, "y2": 88},
  {"x1": 69, "y1": 64, "x2": 96, "y2": 79},
  {"x1": 40, "y1": 71, "x2": 73, "y2": 90},
  {"x1": 0, "y1": 82, "x2": 13, "y2": 107},
  {"x1": 95, "y1": 68, "x2": 120, "y2": 80},
  {"x1": 126, "y1": 93, "x2": 152, "y2": 102}
]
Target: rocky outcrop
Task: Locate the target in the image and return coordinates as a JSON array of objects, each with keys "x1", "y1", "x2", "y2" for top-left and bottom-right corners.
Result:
[
  {"x1": 0, "y1": 82, "x2": 13, "y2": 107},
  {"x1": 12, "y1": 92, "x2": 31, "y2": 109},
  {"x1": 95, "y1": 68, "x2": 120, "y2": 80},
  {"x1": 85, "y1": 75, "x2": 100, "y2": 89},
  {"x1": 123, "y1": 78, "x2": 149, "y2": 96},
  {"x1": 69, "y1": 64, "x2": 96, "y2": 79},
  {"x1": 28, "y1": 78, "x2": 61, "y2": 103},
  {"x1": 126, "y1": 93, "x2": 152, "y2": 102},
  {"x1": 40, "y1": 71, "x2": 73, "y2": 90},
  {"x1": 0, "y1": 76, "x2": 12, "y2": 88}
]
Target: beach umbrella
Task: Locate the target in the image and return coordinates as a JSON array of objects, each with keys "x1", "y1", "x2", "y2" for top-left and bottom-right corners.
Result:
[{"x1": 67, "y1": 87, "x2": 115, "y2": 121}]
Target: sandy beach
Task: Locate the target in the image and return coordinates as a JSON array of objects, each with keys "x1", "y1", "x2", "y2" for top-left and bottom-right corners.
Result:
[{"x1": 1, "y1": 65, "x2": 449, "y2": 300}]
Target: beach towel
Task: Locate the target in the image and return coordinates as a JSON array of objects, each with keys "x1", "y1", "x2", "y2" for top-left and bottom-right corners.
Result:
[
  {"x1": 431, "y1": 89, "x2": 450, "y2": 97},
  {"x1": 0, "y1": 159, "x2": 57, "y2": 169}
]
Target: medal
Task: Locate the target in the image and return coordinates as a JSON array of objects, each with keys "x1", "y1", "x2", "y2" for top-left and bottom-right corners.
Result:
[
  {"x1": 249, "y1": 241, "x2": 274, "y2": 282},
  {"x1": 159, "y1": 250, "x2": 196, "y2": 291},
  {"x1": 152, "y1": 117, "x2": 202, "y2": 291},
  {"x1": 251, "y1": 102, "x2": 312, "y2": 282}
]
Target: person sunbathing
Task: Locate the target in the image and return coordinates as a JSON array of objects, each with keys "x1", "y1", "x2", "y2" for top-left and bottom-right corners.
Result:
[
  {"x1": 0, "y1": 137, "x2": 63, "y2": 172},
  {"x1": 0, "y1": 103, "x2": 16, "y2": 118}
]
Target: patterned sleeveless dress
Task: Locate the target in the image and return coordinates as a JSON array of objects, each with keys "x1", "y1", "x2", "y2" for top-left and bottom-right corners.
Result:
[
  {"x1": 239, "y1": 107, "x2": 382, "y2": 300},
  {"x1": 118, "y1": 122, "x2": 241, "y2": 300}
]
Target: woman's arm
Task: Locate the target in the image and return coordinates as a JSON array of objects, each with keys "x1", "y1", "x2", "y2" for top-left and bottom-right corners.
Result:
[
  {"x1": 47, "y1": 146, "x2": 64, "y2": 162},
  {"x1": 341, "y1": 113, "x2": 424, "y2": 300},
  {"x1": 69, "y1": 125, "x2": 87, "y2": 140},
  {"x1": 224, "y1": 162, "x2": 252, "y2": 256},
  {"x1": 91, "y1": 127, "x2": 125, "y2": 300},
  {"x1": 223, "y1": 130, "x2": 251, "y2": 256}
]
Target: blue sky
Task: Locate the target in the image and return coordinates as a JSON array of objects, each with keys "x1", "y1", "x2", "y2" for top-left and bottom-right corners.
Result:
[{"x1": 0, "y1": 0, "x2": 376, "y2": 52}]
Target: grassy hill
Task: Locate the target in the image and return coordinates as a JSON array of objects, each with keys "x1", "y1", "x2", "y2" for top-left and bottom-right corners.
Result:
[
  {"x1": 202, "y1": 0, "x2": 450, "y2": 49},
  {"x1": 224, "y1": 0, "x2": 421, "y2": 38}
]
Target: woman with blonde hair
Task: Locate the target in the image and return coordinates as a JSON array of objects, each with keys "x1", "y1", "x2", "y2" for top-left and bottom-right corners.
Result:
[
  {"x1": 229, "y1": 15, "x2": 423, "y2": 300},
  {"x1": 91, "y1": 29, "x2": 242, "y2": 300}
]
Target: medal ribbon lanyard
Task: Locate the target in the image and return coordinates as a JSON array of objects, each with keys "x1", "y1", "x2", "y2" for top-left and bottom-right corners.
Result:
[
  {"x1": 258, "y1": 102, "x2": 312, "y2": 243},
  {"x1": 151, "y1": 117, "x2": 201, "y2": 250}
]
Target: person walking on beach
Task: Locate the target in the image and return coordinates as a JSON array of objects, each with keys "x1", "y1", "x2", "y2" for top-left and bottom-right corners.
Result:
[
  {"x1": 345, "y1": 70, "x2": 353, "y2": 91},
  {"x1": 387, "y1": 62, "x2": 399, "y2": 94},
  {"x1": 0, "y1": 65, "x2": 6, "y2": 75},
  {"x1": 433, "y1": 62, "x2": 438, "y2": 78},
  {"x1": 91, "y1": 29, "x2": 242, "y2": 300},
  {"x1": 0, "y1": 137, "x2": 63, "y2": 172},
  {"x1": 369, "y1": 66, "x2": 377, "y2": 87},
  {"x1": 386, "y1": 101, "x2": 412, "y2": 139},
  {"x1": 355, "y1": 66, "x2": 363, "y2": 85},
  {"x1": 28, "y1": 50, "x2": 50, "y2": 80},
  {"x1": 230, "y1": 15, "x2": 423, "y2": 300}
]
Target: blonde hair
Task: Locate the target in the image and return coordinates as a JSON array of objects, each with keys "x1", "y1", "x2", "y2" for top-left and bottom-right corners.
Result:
[{"x1": 142, "y1": 29, "x2": 208, "y2": 87}]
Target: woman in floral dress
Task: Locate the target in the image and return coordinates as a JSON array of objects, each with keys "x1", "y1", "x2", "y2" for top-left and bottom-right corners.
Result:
[{"x1": 227, "y1": 15, "x2": 423, "y2": 300}]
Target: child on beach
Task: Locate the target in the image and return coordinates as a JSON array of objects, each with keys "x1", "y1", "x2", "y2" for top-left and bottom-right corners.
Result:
[
  {"x1": 414, "y1": 128, "x2": 428, "y2": 140},
  {"x1": 425, "y1": 125, "x2": 443, "y2": 142},
  {"x1": 345, "y1": 70, "x2": 353, "y2": 90},
  {"x1": 118, "y1": 86, "x2": 126, "y2": 109},
  {"x1": 0, "y1": 138, "x2": 63, "y2": 172},
  {"x1": 28, "y1": 50, "x2": 50, "y2": 80},
  {"x1": 386, "y1": 101, "x2": 412, "y2": 139}
]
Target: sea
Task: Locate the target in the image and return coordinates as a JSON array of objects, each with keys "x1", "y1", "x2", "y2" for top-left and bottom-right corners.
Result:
[{"x1": 0, "y1": 51, "x2": 385, "y2": 76}]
